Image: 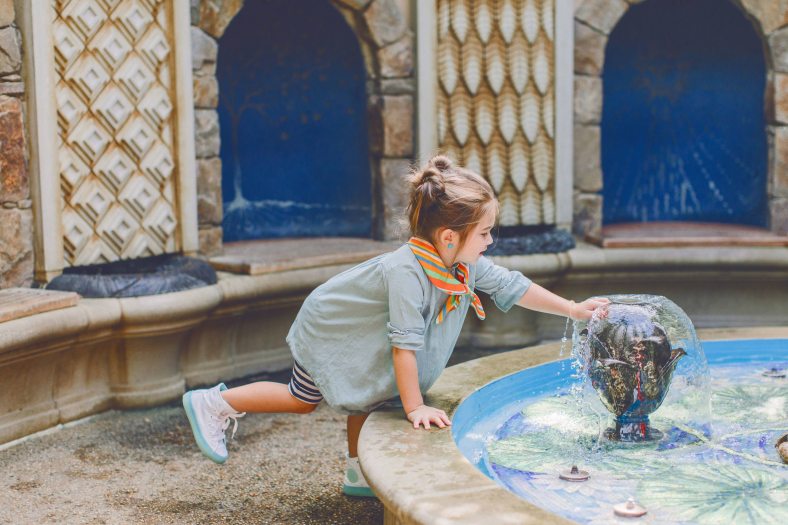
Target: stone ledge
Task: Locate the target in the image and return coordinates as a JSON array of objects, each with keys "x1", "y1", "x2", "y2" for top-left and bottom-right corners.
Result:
[
  {"x1": 0, "y1": 288, "x2": 78, "y2": 323},
  {"x1": 1, "y1": 244, "x2": 787, "y2": 445},
  {"x1": 490, "y1": 243, "x2": 788, "y2": 277},
  {"x1": 359, "y1": 327, "x2": 788, "y2": 525},
  {"x1": 210, "y1": 237, "x2": 399, "y2": 275}
]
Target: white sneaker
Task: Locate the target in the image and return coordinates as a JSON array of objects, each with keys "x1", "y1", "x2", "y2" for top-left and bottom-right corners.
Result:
[
  {"x1": 343, "y1": 455, "x2": 375, "y2": 498},
  {"x1": 182, "y1": 383, "x2": 245, "y2": 464}
]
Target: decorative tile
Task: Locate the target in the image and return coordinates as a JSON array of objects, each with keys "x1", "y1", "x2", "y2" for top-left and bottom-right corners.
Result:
[
  {"x1": 114, "y1": 53, "x2": 155, "y2": 102},
  {"x1": 90, "y1": 24, "x2": 133, "y2": 70},
  {"x1": 112, "y1": 0, "x2": 154, "y2": 43},
  {"x1": 68, "y1": 117, "x2": 111, "y2": 164},
  {"x1": 97, "y1": 203, "x2": 138, "y2": 251},
  {"x1": 94, "y1": 85, "x2": 134, "y2": 131},
  {"x1": 119, "y1": 175, "x2": 159, "y2": 218},
  {"x1": 118, "y1": 115, "x2": 156, "y2": 159},
  {"x1": 56, "y1": 83, "x2": 88, "y2": 135},
  {"x1": 62, "y1": 0, "x2": 107, "y2": 41},
  {"x1": 65, "y1": 54, "x2": 110, "y2": 103},
  {"x1": 94, "y1": 145, "x2": 135, "y2": 191},
  {"x1": 139, "y1": 85, "x2": 172, "y2": 127},
  {"x1": 140, "y1": 143, "x2": 174, "y2": 184},
  {"x1": 70, "y1": 176, "x2": 114, "y2": 223},
  {"x1": 53, "y1": 0, "x2": 180, "y2": 266},
  {"x1": 436, "y1": 0, "x2": 557, "y2": 226}
]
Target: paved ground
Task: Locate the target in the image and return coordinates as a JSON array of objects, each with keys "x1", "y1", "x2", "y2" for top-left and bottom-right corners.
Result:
[{"x1": 0, "y1": 347, "x2": 503, "y2": 525}]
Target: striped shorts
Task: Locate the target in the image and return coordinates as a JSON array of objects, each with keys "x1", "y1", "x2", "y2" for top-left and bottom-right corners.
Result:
[{"x1": 287, "y1": 360, "x2": 324, "y2": 405}]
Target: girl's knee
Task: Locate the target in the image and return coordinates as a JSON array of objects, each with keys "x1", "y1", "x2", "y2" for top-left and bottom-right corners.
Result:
[{"x1": 293, "y1": 398, "x2": 319, "y2": 414}]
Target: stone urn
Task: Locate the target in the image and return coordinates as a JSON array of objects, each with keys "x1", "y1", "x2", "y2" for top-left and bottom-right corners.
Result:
[{"x1": 581, "y1": 296, "x2": 687, "y2": 442}]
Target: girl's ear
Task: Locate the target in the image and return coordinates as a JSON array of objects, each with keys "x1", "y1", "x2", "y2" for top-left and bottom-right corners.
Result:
[{"x1": 436, "y1": 227, "x2": 456, "y2": 247}]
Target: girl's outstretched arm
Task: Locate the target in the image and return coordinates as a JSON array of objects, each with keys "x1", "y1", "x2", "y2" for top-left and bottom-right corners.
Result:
[
  {"x1": 392, "y1": 347, "x2": 451, "y2": 429},
  {"x1": 516, "y1": 283, "x2": 609, "y2": 321}
]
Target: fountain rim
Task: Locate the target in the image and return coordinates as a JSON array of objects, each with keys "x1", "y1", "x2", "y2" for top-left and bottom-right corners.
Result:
[{"x1": 357, "y1": 327, "x2": 788, "y2": 525}]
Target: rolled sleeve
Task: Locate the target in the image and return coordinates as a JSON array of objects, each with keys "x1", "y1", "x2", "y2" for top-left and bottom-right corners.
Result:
[
  {"x1": 473, "y1": 256, "x2": 532, "y2": 313},
  {"x1": 386, "y1": 265, "x2": 427, "y2": 351}
]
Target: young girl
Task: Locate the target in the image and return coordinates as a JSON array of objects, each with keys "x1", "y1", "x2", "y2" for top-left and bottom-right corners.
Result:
[{"x1": 182, "y1": 155, "x2": 609, "y2": 497}]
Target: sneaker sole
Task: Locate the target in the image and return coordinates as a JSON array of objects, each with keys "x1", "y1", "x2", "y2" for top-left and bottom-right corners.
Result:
[
  {"x1": 182, "y1": 391, "x2": 227, "y2": 464},
  {"x1": 343, "y1": 485, "x2": 376, "y2": 498}
]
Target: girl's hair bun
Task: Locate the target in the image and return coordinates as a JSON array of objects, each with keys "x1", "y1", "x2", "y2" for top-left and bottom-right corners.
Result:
[
  {"x1": 429, "y1": 155, "x2": 453, "y2": 172},
  {"x1": 417, "y1": 166, "x2": 445, "y2": 196}
]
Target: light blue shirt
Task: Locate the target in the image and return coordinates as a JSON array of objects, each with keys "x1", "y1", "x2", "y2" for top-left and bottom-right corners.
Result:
[{"x1": 286, "y1": 243, "x2": 532, "y2": 414}]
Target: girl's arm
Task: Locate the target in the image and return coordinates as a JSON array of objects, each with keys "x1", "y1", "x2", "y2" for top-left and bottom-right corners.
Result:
[
  {"x1": 516, "y1": 282, "x2": 609, "y2": 320},
  {"x1": 392, "y1": 347, "x2": 451, "y2": 429}
]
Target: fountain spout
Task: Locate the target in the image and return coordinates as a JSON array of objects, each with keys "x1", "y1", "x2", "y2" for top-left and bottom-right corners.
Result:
[{"x1": 582, "y1": 297, "x2": 689, "y2": 442}]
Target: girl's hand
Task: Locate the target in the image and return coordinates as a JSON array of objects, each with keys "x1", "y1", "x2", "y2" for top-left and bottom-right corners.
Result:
[
  {"x1": 570, "y1": 297, "x2": 610, "y2": 321},
  {"x1": 406, "y1": 404, "x2": 451, "y2": 430}
]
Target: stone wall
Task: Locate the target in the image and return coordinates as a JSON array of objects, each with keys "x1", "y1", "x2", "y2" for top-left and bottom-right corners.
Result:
[
  {"x1": 189, "y1": 0, "x2": 416, "y2": 251},
  {"x1": 0, "y1": 0, "x2": 31, "y2": 289},
  {"x1": 572, "y1": 0, "x2": 788, "y2": 238},
  {"x1": 190, "y1": 2, "x2": 224, "y2": 256}
]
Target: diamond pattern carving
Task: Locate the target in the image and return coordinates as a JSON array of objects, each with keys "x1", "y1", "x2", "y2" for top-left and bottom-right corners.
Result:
[
  {"x1": 68, "y1": 117, "x2": 111, "y2": 164},
  {"x1": 112, "y1": 0, "x2": 154, "y2": 43},
  {"x1": 95, "y1": 146, "x2": 134, "y2": 191},
  {"x1": 437, "y1": 0, "x2": 556, "y2": 226},
  {"x1": 141, "y1": 143, "x2": 174, "y2": 184},
  {"x1": 66, "y1": 54, "x2": 110, "y2": 103},
  {"x1": 71, "y1": 178, "x2": 114, "y2": 223},
  {"x1": 53, "y1": 19, "x2": 82, "y2": 71},
  {"x1": 121, "y1": 232, "x2": 155, "y2": 259},
  {"x1": 119, "y1": 176, "x2": 158, "y2": 219},
  {"x1": 55, "y1": 0, "x2": 180, "y2": 266},
  {"x1": 94, "y1": 85, "x2": 133, "y2": 131},
  {"x1": 57, "y1": 84, "x2": 87, "y2": 135},
  {"x1": 144, "y1": 201, "x2": 177, "y2": 243},
  {"x1": 60, "y1": 149, "x2": 90, "y2": 195},
  {"x1": 139, "y1": 85, "x2": 172, "y2": 127},
  {"x1": 62, "y1": 0, "x2": 107, "y2": 40},
  {"x1": 115, "y1": 54, "x2": 155, "y2": 102},
  {"x1": 62, "y1": 208, "x2": 93, "y2": 257},
  {"x1": 90, "y1": 25, "x2": 132, "y2": 70},
  {"x1": 139, "y1": 25, "x2": 170, "y2": 67},
  {"x1": 97, "y1": 204, "x2": 138, "y2": 252},
  {"x1": 118, "y1": 116, "x2": 156, "y2": 159}
]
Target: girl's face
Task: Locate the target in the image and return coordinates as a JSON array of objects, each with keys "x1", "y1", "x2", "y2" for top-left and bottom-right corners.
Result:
[{"x1": 455, "y1": 207, "x2": 496, "y2": 264}]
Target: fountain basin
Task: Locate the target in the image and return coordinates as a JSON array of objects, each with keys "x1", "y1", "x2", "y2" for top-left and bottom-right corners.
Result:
[{"x1": 358, "y1": 327, "x2": 787, "y2": 525}]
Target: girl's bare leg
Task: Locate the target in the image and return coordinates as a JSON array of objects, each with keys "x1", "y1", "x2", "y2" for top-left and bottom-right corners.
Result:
[
  {"x1": 347, "y1": 413, "x2": 370, "y2": 458},
  {"x1": 220, "y1": 382, "x2": 317, "y2": 414}
]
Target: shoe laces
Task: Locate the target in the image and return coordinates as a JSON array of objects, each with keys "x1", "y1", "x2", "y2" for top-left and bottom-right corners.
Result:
[
  {"x1": 208, "y1": 411, "x2": 245, "y2": 443},
  {"x1": 222, "y1": 412, "x2": 245, "y2": 441}
]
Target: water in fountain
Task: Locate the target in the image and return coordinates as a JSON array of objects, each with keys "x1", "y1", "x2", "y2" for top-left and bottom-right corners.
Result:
[{"x1": 475, "y1": 296, "x2": 787, "y2": 524}]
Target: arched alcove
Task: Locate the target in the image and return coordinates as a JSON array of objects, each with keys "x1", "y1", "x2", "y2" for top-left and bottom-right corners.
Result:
[
  {"x1": 218, "y1": 0, "x2": 372, "y2": 241},
  {"x1": 601, "y1": 0, "x2": 768, "y2": 226}
]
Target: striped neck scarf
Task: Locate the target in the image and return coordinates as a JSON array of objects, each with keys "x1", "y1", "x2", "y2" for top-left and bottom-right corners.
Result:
[{"x1": 407, "y1": 237, "x2": 485, "y2": 324}]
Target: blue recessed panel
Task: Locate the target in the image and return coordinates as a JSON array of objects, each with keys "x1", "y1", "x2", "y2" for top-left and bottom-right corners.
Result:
[
  {"x1": 218, "y1": 0, "x2": 372, "y2": 240},
  {"x1": 602, "y1": 0, "x2": 767, "y2": 226}
]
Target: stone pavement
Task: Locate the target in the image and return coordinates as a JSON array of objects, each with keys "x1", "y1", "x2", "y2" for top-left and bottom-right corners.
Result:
[
  {"x1": 0, "y1": 369, "x2": 382, "y2": 525},
  {"x1": 0, "y1": 348, "x2": 502, "y2": 525}
]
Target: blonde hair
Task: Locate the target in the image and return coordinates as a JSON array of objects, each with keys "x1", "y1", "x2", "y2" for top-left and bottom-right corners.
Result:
[{"x1": 406, "y1": 155, "x2": 498, "y2": 245}]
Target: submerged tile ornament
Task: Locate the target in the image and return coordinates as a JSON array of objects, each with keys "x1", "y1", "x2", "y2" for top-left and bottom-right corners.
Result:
[
  {"x1": 436, "y1": 0, "x2": 557, "y2": 226},
  {"x1": 54, "y1": 0, "x2": 181, "y2": 266}
]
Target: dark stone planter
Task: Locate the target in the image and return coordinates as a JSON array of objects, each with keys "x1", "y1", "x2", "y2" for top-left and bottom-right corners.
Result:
[
  {"x1": 486, "y1": 227, "x2": 576, "y2": 256},
  {"x1": 46, "y1": 255, "x2": 217, "y2": 298}
]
